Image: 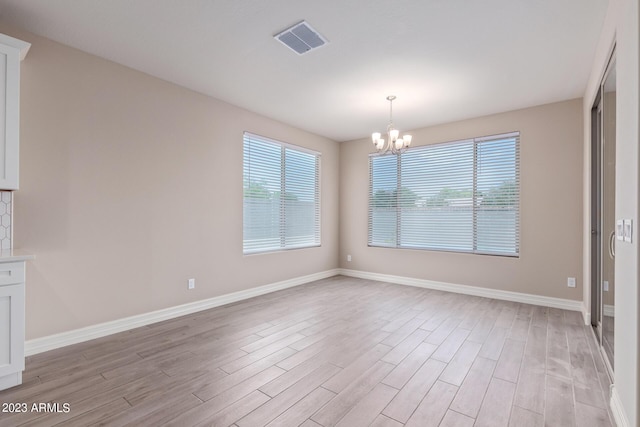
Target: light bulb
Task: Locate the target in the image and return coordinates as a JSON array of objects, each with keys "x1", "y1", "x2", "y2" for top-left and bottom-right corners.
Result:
[
  {"x1": 376, "y1": 138, "x2": 385, "y2": 150},
  {"x1": 395, "y1": 138, "x2": 403, "y2": 150},
  {"x1": 371, "y1": 132, "x2": 381, "y2": 144},
  {"x1": 389, "y1": 129, "x2": 399, "y2": 142},
  {"x1": 403, "y1": 135, "x2": 412, "y2": 147}
]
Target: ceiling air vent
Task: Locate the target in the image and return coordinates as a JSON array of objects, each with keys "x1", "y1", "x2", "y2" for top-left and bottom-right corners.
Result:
[{"x1": 274, "y1": 21, "x2": 328, "y2": 55}]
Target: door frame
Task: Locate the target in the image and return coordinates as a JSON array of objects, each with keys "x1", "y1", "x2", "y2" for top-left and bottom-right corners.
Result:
[{"x1": 590, "y1": 47, "x2": 616, "y2": 379}]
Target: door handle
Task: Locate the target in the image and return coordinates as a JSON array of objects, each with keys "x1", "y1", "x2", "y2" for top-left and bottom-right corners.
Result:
[{"x1": 609, "y1": 230, "x2": 615, "y2": 259}]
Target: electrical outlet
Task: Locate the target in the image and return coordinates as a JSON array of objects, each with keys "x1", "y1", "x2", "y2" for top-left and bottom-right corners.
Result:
[
  {"x1": 347, "y1": 254, "x2": 352, "y2": 262},
  {"x1": 188, "y1": 278, "x2": 195, "y2": 290},
  {"x1": 567, "y1": 277, "x2": 576, "y2": 288},
  {"x1": 603, "y1": 281, "x2": 609, "y2": 291}
]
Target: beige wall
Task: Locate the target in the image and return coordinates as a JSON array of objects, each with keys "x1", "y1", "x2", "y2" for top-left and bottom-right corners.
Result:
[
  {"x1": 340, "y1": 99, "x2": 584, "y2": 300},
  {"x1": 5, "y1": 27, "x2": 340, "y2": 340}
]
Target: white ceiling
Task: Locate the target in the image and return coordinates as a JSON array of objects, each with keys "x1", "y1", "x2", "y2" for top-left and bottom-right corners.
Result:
[{"x1": 0, "y1": 0, "x2": 607, "y2": 142}]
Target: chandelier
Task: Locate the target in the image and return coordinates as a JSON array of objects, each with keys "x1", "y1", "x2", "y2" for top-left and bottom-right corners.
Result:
[{"x1": 371, "y1": 95, "x2": 412, "y2": 154}]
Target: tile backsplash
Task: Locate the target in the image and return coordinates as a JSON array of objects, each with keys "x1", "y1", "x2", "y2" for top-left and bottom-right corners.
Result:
[{"x1": 0, "y1": 191, "x2": 11, "y2": 250}]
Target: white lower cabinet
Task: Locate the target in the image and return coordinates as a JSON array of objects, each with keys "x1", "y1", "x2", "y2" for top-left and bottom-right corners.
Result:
[{"x1": 0, "y1": 261, "x2": 26, "y2": 391}]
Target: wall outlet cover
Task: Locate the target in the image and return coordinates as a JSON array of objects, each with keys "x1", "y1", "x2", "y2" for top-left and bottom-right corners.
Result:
[{"x1": 567, "y1": 277, "x2": 576, "y2": 288}]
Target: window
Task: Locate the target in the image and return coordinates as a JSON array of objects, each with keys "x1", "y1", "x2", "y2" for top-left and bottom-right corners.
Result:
[
  {"x1": 243, "y1": 132, "x2": 320, "y2": 254},
  {"x1": 369, "y1": 132, "x2": 519, "y2": 256}
]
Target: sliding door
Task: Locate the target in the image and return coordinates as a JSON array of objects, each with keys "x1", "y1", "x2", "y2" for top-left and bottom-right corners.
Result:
[{"x1": 591, "y1": 52, "x2": 616, "y2": 374}]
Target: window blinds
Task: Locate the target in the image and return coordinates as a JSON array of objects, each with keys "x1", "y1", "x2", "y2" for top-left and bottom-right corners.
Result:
[
  {"x1": 243, "y1": 132, "x2": 320, "y2": 254},
  {"x1": 369, "y1": 132, "x2": 519, "y2": 256}
]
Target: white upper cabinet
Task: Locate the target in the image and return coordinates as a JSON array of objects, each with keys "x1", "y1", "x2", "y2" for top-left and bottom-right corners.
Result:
[{"x1": 0, "y1": 34, "x2": 30, "y2": 190}]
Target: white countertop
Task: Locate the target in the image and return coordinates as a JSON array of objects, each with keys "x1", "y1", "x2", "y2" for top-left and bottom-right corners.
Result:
[{"x1": 0, "y1": 249, "x2": 35, "y2": 262}]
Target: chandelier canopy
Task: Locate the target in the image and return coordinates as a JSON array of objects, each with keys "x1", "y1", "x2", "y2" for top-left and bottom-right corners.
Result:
[{"x1": 371, "y1": 95, "x2": 412, "y2": 154}]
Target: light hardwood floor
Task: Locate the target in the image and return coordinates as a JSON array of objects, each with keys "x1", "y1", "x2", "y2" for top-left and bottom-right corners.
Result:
[{"x1": 0, "y1": 276, "x2": 613, "y2": 426}]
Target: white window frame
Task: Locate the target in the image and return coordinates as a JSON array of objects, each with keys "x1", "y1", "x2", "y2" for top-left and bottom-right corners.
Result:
[
  {"x1": 243, "y1": 132, "x2": 321, "y2": 254},
  {"x1": 368, "y1": 131, "x2": 520, "y2": 257}
]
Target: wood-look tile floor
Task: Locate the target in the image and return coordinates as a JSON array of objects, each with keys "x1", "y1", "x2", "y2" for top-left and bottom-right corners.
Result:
[{"x1": 0, "y1": 276, "x2": 614, "y2": 427}]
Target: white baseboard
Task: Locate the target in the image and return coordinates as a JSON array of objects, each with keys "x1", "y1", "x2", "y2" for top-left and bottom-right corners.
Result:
[
  {"x1": 580, "y1": 304, "x2": 613, "y2": 325},
  {"x1": 582, "y1": 303, "x2": 591, "y2": 325},
  {"x1": 26, "y1": 268, "x2": 587, "y2": 356},
  {"x1": 603, "y1": 304, "x2": 615, "y2": 317},
  {"x1": 25, "y1": 269, "x2": 340, "y2": 356},
  {"x1": 338, "y1": 268, "x2": 583, "y2": 312},
  {"x1": 610, "y1": 385, "x2": 630, "y2": 427}
]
